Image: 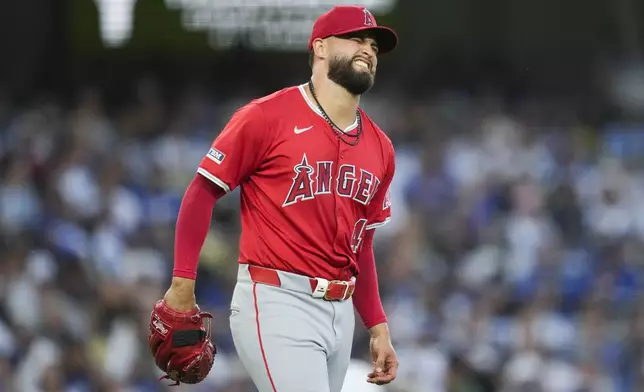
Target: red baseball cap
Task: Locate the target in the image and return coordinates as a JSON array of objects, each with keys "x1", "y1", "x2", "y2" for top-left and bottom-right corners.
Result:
[{"x1": 308, "y1": 5, "x2": 398, "y2": 54}]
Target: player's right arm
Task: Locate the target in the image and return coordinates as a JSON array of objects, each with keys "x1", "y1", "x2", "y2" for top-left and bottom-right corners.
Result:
[{"x1": 164, "y1": 102, "x2": 271, "y2": 311}]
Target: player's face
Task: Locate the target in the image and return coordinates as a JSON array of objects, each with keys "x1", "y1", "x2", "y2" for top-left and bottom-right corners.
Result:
[{"x1": 327, "y1": 32, "x2": 379, "y2": 96}]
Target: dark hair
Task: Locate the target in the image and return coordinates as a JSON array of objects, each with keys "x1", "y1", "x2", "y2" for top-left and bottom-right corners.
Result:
[{"x1": 308, "y1": 51, "x2": 314, "y2": 68}]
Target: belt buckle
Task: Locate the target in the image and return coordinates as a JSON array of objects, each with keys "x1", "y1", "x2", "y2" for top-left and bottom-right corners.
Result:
[{"x1": 324, "y1": 280, "x2": 352, "y2": 301}]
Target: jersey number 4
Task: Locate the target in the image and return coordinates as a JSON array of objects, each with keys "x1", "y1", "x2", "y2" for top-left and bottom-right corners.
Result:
[{"x1": 350, "y1": 218, "x2": 368, "y2": 253}]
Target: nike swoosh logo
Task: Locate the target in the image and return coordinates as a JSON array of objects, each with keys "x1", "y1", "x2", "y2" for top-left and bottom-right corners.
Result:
[{"x1": 294, "y1": 126, "x2": 313, "y2": 134}]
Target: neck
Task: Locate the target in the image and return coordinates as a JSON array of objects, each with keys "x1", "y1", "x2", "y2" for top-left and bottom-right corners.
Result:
[{"x1": 308, "y1": 74, "x2": 359, "y2": 129}]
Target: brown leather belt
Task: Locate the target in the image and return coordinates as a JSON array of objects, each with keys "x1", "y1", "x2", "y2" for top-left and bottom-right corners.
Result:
[{"x1": 247, "y1": 265, "x2": 355, "y2": 301}]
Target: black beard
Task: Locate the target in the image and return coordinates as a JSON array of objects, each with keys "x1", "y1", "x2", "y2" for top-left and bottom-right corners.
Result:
[{"x1": 327, "y1": 55, "x2": 374, "y2": 96}]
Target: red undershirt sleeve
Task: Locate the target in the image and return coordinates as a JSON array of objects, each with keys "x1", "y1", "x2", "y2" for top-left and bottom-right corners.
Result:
[
  {"x1": 175, "y1": 101, "x2": 269, "y2": 279},
  {"x1": 352, "y1": 229, "x2": 387, "y2": 329},
  {"x1": 352, "y1": 140, "x2": 394, "y2": 329},
  {"x1": 172, "y1": 174, "x2": 226, "y2": 280}
]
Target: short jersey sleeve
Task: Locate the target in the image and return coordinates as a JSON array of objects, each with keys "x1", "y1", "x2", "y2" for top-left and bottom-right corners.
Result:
[
  {"x1": 365, "y1": 150, "x2": 395, "y2": 230},
  {"x1": 197, "y1": 103, "x2": 270, "y2": 193}
]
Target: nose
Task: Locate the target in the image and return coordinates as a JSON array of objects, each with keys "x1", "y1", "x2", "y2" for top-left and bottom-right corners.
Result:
[
  {"x1": 360, "y1": 43, "x2": 377, "y2": 59},
  {"x1": 359, "y1": 46, "x2": 374, "y2": 61}
]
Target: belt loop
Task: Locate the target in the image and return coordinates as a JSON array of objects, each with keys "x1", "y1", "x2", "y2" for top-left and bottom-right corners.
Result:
[
  {"x1": 248, "y1": 265, "x2": 281, "y2": 287},
  {"x1": 344, "y1": 282, "x2": 355, "y2": 300},
  {"x1": 341, "y1": 283, "x2": 350, "y2": 300},
  {"x1": 311, "y1": 278, "x2": 329, "y2": 298}
]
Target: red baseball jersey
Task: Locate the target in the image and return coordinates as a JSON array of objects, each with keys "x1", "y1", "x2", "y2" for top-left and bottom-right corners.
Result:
[{"x1": 197, "y1": 84, "x2": 395, "y2": 281}]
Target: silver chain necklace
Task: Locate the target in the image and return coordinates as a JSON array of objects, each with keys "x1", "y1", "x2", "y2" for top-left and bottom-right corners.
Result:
[{"x1": 308, "y1": 79, "x2": 362, "y2": 146}]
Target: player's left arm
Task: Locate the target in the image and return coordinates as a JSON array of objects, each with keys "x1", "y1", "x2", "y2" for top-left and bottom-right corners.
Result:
[
  {"x1": 353, "y1": 143, "x2": 394, "y2": 327},
  {"x1": 353, "y1": 228, "x2": 386, "y2": 328},
  {"x1": 352, "y1": 146, "x2": 398, "y2": 385},
  {"x1": 354, "y1": 228, "x2": 399, "y2": 386}
]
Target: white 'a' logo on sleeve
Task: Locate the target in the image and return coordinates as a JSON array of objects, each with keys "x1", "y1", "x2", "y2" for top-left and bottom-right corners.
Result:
[{"x1": 383, "y1": 187, "x2": 391, "y2": 210}]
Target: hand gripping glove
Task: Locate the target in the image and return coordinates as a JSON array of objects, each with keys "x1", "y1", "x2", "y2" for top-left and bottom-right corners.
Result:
[{"x1": 148, "y1": 299, "x2": 216, "y2": 385}]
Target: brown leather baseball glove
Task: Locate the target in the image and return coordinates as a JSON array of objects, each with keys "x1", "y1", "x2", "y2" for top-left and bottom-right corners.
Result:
[{"x1": 148, "y1": 299, "x2": 216, "y2": 385}]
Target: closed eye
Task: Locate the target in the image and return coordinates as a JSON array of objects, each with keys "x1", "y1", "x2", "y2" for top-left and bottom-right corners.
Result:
[{"x1": 351, "y1": 37, "x2": 379, "y2": 54}]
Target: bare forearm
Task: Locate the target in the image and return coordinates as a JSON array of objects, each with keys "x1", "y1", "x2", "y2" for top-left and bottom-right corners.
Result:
[{"x1": 368, "y1": 322, "x2": 390, "y2": 337}]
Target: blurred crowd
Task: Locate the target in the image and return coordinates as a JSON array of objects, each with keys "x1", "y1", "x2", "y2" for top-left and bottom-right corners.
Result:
[{"x1": 1, "y1": 77, "x2": 644, "y2": 392}]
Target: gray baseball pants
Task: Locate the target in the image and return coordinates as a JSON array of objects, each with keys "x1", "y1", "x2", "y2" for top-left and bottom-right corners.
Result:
[{"x1": 229, "y1": 264, "x2": 355, "y2": 392}]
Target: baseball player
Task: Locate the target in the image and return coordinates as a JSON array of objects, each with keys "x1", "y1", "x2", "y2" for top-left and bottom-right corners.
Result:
[{"x1": 147, "y1": 5, "x2": 399, "y2": 391}]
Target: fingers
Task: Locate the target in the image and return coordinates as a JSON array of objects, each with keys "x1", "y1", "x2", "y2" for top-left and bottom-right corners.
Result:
[
  {"x1": 367, "y1": 356, "x2": 385, "y2": 384},
  {"x1": 367, "y1": 373, "x2": 394, "y2": 385},
  {"x1": 387, "y1": 360, "x2": 398, "y2": 379},
  {"x1": 374, "y1": 354, "x2": 385, "y2": 374},
  {"x1": 366, "y1": 370, "x2": 381, "y2": 379},
  {"x1": 367, "y1": 354, "x2": 385, "y2": 377},
  {"x1": 367, "y1": 357, "x2": 398, "y2": 385}
]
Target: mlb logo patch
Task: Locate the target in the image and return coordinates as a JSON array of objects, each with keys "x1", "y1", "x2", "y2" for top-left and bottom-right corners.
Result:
[{"x1": 207, "y1": 148, "x2": 226, "y2": 164}]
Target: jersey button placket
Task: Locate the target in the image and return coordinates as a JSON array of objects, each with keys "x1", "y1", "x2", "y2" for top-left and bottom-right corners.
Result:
[
  {"x1": 333, "y1": 140, "x2": 349, "y2": 260},
  {"x1": 332, "y1": 139, "x2": 342, "y2": 256}
]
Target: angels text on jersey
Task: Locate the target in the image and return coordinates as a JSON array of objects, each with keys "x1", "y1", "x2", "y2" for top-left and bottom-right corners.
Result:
[{"x1": 283, "y1": 153, "x2": 382, "y2": 207}]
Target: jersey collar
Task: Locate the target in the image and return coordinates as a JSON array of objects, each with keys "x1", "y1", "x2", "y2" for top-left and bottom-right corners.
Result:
[{"x1": 298, "y1": 84, "x2": 358, "y2": 133}]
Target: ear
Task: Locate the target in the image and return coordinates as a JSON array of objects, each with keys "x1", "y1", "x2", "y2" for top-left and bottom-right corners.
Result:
[{"x1": 312, "y1": 39, "x2": 328, "y2": 60}]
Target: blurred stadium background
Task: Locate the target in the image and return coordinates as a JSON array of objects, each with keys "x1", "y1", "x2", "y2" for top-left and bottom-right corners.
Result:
[{"x1": 2, "y1": 0, "x2": 644, "y2": 391}]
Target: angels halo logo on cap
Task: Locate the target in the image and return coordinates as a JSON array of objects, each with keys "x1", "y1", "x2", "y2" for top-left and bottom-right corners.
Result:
[
  {"x1": 363, "y1": 8, "x2": 375, "y2": 26},
  {"x1": 308, "y1": 5, "x2": 399, "y2": 54}
]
